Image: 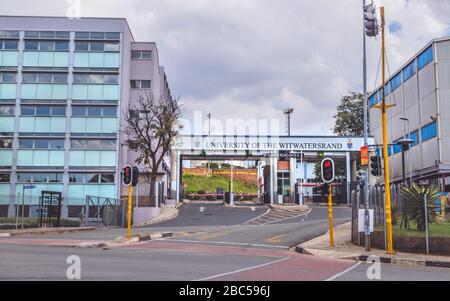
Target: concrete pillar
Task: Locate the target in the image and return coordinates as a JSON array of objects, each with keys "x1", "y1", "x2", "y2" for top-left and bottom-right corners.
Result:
[
  {"x1": 272, "y1": 156, "x2": 278, "y2": 205},
  {"x1": 289, "y1": 157, "x2": 296, "y2": 204},
  {"x1": 170, "y1": 150, "x2": 178, "y2": 200}
]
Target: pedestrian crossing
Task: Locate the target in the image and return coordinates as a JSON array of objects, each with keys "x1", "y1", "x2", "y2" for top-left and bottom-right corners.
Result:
[{"x1": 245, "y1": 207, "x2": 310, "y2": 225}]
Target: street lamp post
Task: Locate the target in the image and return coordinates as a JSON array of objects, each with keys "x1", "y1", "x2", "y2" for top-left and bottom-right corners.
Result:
[
  {"x1": 283, "y1": 108, "x2": 294, "y2": 136},
  {"x1": 400, "y1": 117, "x2": 413, "y2": 185},
  {"x1": 207, "y1": 113, "x2": 211, "y2": 136}
]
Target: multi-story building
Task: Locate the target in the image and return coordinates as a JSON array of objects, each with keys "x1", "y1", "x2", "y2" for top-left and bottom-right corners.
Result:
[
  {"x1": 0, "y1": 16, "x2": 172, "y2": 218},
  {"x1": 369, "y1": 37, "x2": 450, "y2": 190}
]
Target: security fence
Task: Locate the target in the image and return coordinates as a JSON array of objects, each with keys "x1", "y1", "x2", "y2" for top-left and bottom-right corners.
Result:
[
  {"x1": 84, "y1": 195, "x2": 125, "y2": 228},
  {"x1": 352, "y1": 183, "x2": 450, "y2": 255}
]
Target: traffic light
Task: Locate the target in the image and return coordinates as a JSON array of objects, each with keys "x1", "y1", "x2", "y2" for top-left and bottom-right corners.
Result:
[
  {"x1": 364, "y1": 3, "x2": 379, "y2": 37},
  {"x1": 132, "y1": 166, "x2": 139, "y2": 187},
  {"x1": 321, "y1": 158, "x2": 335, "y2": 183},
  {"x1": 370, "y1": 155, "x2": 382, "y2": 177},
  {"x1": 122, "y1": 165, "x2": 132, "y2": 186}
]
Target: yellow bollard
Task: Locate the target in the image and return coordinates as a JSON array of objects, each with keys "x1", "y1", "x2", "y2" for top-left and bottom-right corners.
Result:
[{"x1": 127, "y1": 185, "x2": 133, "y2": 239}]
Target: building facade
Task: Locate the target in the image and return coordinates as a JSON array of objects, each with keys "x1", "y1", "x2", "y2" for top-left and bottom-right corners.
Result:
[
  {"x1": 369, "y1": 37, "x2": 450, "y2": 189},
  {"x1": 0, "y1": 16, "x2": 172, "y2": 218}
]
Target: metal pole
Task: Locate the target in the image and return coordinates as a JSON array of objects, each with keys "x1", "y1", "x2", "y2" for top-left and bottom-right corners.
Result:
[
  {"x1": 328, "y1": 183, "x2": 334, "y2": 248},
  {"x1": 15, "y1": 192, "x2": 20, "y2": 230},
  {"x1": 21, "y1": 185, "x2": 25, "y2": 230},
  {"x1": 136, "y1": 182, "x2": 139, "y2": 208},
  {"x1": 230, "y1": 160, "x2": 234, "y2": 206},
  {"x1": 300, "y1": 149, "x2": 304, "y2": 205},
  {"x1": 380, "y1": 7, "x2": 394, "y2": 254},
  {"x1": 408, "y1": 122, "x2": 413, "y2": 185},
  {"x1": 127, "y1": 185, "x2": 133, "y2": 239},
  {"x1": 424, "y1": 194, "x2": 430, "y2": 254},
  {"x1": 363, "y1": 0, "x2": 371, "y2": 252}
]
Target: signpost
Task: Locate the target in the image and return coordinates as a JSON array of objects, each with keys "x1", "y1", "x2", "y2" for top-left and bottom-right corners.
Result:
[
  {"x1": 360, "y1": 145, "x2": 369, "y2": 167},
  {"x1": 321, "y1": 158, "x2": 335, "y2": 248},
  {"x1": 17, "y1": 185, "x2": 36, "y2": 230}
]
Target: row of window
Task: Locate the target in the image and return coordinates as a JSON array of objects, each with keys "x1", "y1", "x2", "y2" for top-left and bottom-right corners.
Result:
[
  {"x1": 389, "y1": 121, "x2": 437, "y2": 156},
  {"x1": 131, "y1": 50, "x2": 152, "y2": 60},
  {"x1": 23, "y1": 73, "x2": 67, "y2": 83},
  {"x1": 0, "y1": 105, "x2": 118, "y2": 117},
  {"x1": 25, "y1": 40, "x2": 69, "y2": 51},
  {"x1": 0, "y1": 73, "x2": 119, "y2": 84},
  {"x1": 75, "y1": 32, "x2": 120, "y2": 40},
  {"x1": 70, "y1": 139, "x2": 116, "y2": 150},
  {"x1": 369, "y1": 46, "x2": 434, "y2": 107},
  {"x1": 1, "y1": 138, "x2": 117, "y2": 150},
  {"x1": 73, "y1": 74, "x2": 118, "y2": 84},
  {"x1": 75, "y1": 42, "x2": 120, "y2": 52},
  {"x1": 14, "y1": 173, "x2": 115, "y2": 184},
  {"x1": 25, "y1": 31, "x2": 70, "y2": 40},
  {"x1": 0, "y1": 40, "x2": 19, "y2": 50},
  {"x1": 0, "y1": 73, "x2": 16, "y2": 83},
  {"x1": 0, "y1": 31, "x2": 19, "y2": 39},
  {"x1": 19, "y1": 139, "x2": 64, "y2": 149},
  {"x1": 21, "y1": 105, "x2": 66, "y2": 116},
  {"x1": 72, "y1": 106, "x2": 117, "y2": 117}
]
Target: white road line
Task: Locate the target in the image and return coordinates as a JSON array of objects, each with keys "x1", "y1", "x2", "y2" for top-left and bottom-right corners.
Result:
[
  {"x1": 262, "y1": 208, "x2": 312, "y2": 225},
  {"x1": 244, "y1": 207, "x2": 271, "y2": 224},
  {"x1": 325, "y1": 261, "x2": 363, "y2": 281},
  {"x1": 195, "y1": 256, "x2": 291, "y2": 281},
  {"x1": 168, "y1": 239, "x2": 289, "y2": 249}
]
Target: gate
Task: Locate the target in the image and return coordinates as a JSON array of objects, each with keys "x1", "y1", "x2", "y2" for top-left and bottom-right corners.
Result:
[
  {"x1": 38, "y1": 191, "x2": 62, "y2": 228},
  {"x1": 84, "y1": 195, "x2": 124, "y2": 228}
]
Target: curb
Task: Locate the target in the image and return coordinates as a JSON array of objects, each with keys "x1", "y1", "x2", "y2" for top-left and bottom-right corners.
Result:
[
  {"x1": 6, "y1": 227, "x2": 96, "y2": 237},
  {"x1": 295, "y1": 245, "x2": 450, "y2": 269},
  {"x1": 137, "y1": 232, "x2": 174, "y2": 242}
]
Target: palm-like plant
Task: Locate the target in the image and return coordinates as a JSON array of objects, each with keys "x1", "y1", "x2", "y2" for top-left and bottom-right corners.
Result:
[{"x1": 400, "y1": 184, "x2": 440, "y2": 231}]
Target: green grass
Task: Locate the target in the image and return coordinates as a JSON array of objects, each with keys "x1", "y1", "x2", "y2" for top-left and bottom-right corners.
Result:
[
  {"x1": 182, "y1": 174, "x2": 258, "y2": 194},
  {"x1": 375, "y1": 221, "x2": 450, "y2": 238}
]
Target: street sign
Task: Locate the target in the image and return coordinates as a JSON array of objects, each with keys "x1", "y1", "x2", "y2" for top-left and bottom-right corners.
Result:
[
  {"x1": 358, "y1": 209, "x2": 374, "y2": 233},
  {"x1": 24, "y1": 185, "x2": 36, "y2": 189},
  {"x1": 360, "y1": 145, "x2": 369, "y2": 167}
]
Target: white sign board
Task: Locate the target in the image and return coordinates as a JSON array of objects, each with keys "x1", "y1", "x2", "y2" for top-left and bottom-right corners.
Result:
[{"x1": 358, "y1": 209, "x2": 374, "y2": 233}]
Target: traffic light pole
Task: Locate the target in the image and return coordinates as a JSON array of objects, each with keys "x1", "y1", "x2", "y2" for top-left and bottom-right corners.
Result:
[
  {"x1": 380, "y1": 7, "x2": 394, "y2": 254},
  {"x1": 127, "y1": 185, "x2": 133, "y2": 239},
  {"x1": 328, "y1": 183, "x2": 334, "y2": 248},
  {"x1": 362, "y1": 0, "x2": 371, "y2": 252}
]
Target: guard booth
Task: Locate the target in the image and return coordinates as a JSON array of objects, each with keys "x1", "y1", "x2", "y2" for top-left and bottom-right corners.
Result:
[{"x1": 38, "y1": 191, "x2": 62, "y2": 228}]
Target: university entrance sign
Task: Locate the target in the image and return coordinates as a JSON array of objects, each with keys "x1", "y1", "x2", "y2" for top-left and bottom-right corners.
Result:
[{"x1": 174, "y1": 135, "x2": 373, "y2": 152}]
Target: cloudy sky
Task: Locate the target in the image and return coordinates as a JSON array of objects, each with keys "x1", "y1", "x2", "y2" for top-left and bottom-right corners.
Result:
[{"x1": 1, "y1": 0, "x2": 450, "y2": 136}]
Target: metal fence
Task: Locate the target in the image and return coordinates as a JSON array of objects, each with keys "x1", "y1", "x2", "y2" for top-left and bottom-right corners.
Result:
[
  {"x1": 351, "y1": 184, "x2": 450, "y2": 255},
  {"x1": 84, "y1": 195, "x2": 125, "y2": 228}
]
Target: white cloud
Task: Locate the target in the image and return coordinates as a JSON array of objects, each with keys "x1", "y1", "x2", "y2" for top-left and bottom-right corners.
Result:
[{"x1": 1, "y1": 0, "x2": 449, "y2": 135}]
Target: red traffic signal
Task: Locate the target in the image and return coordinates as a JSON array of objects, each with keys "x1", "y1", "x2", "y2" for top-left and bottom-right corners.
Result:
[
  {"x1": 321, "y1": 158, "x2": 335, "y2": 183},
  {"x1": 122, "y1": 165, "x2": 132, "y2": 186}
]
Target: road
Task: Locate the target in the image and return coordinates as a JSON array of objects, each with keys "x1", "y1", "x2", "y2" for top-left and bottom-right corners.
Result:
[{"x1": 0, "y1": 203, "x2": 449, "y2": 281}]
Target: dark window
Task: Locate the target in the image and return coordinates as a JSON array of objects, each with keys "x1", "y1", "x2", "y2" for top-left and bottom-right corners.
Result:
[
  {"x1": 25, "y1": 40, "x2": 39, "y2": 50},
  {"x1": 73, "y1": 74, "x2": 88, "y2": 83},
  {"x1": 23, "y1": 73, "x2": 37, "y2": 83},
  {"x1": 17, "y1": 173, "x2": 32, "y2": 183},
  {"x1": 48, "y1": 173, "x2": 62, "y2": 183},
  {"x1": 38, "y1": 74, "x2": 52, "y2": 83},
  {"x1": 36, "y1": 106, "x2": 50, "y2": 116},
  {"x1": 34, "y1": 139, "x2": 49, "y2": 149},
  {"x1": 75, "y1": 32, "x2": 90, "y2": 39},
  {"x1": 104, "y1": 74, "x2": 119, "y2": 84},
  {"x1": 39, "y1": 41, "x2": 54, "y2": 51},
  {"x1": 0, "y1": 139, "x2": 12, "y2": 149},
  {"x1": 86, "y1": 140, "x2": 101, "y2": 149},
  {"x1": 2, "y1": 73, "x2": 17, "y2": 83},
  {"x1": 87, "y1": 107, "x2": 102, "y2": 116},
  {"x1": 21, "y1": 106, "x2": 35, "y2": 116},
  {"x1": 19, "y1": 139, "x2": 34, "y2": 149},
  {"x1": 72, "y1": 106, "x2": 86, "y2": 116},
  {"x1": 90, "y1": 42, "x2": 104, "y2": 51},
  {"x1": 86, "y1": 174, "x2": 99, "y2": 183},
  {"x1": 75, "y1": 41, "x2": 89, "y2": 51},
  {"x1": 70, "y1": 139, "x2": 85, "y2": 149},
  {"x1": 90, "y1": 32, "x2": 105, "y2": 39},
  {"x1": 4, "y1": 40, "x2": 18, "y2": 50},
  {"x1": 55, "y1": 41, "x2": 69, "y2": 51},
  {"x1": 53, "y1": 74, "x2": 68, "y2": 83},
  {"x1": 102, "y1": 107, "x2": 117, "y2": 116},
  {"x1": 69, "y1": 173, "x2": 84, "y2": 183},
  {"x1": 33, "y1": 173, "x2": 47, "y2": 183},
  {"x1": 101, "y1": 140, "x2": 116, "y2": 150},
  {"x1": 0, "y1": 174, "x2": 10, "y2": 183},
  {"x1": 104, "y1": 42, "x2": 119, "y2": 52},
  {"x1": 141, "y1": 51, "x2": 152, "y2": 59},
  {"x1": 51, "y1": 106, "x2": 66, "y2": 116},
  {"x1": 55, "y1": 31, "x2": 70, "y2": 39},
  {"x1": 105, "y1": 32, "x2": 120, "y2": 40},
  {"x1": 25, "y1": 31, "x2": 39, "y2": 38},
  {"x1": 50, "y1": 140, "x2": 65, "y2": 149},
  {"x1": 40, "y1": 31, "x2": 55, "y2": 39},
  {"x1": 101, "y1": 174, "x2": 115, "y2": 183},
  {"x1": 141, "y1": 80, "x2": 151, "y2": 89}
]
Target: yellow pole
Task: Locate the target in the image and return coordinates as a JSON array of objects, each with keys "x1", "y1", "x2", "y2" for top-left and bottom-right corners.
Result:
[
  {"x1": 127, "y1": 185, "x2": 133, "y2": 239},
  {"x1": 380, "y1": 7, "x2": 394, "y2": 254},
  {"x1": 328, "y1": 183, "x2": 334, "y2": 248}
]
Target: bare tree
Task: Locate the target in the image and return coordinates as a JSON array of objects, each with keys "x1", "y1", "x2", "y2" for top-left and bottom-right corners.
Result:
[{"x1": 123, "y1": 91, "x2": 183, "y2": 206}]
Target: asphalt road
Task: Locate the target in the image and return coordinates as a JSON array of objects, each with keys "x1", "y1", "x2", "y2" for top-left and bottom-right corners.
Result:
[{"x1": 0, "y1": 203, "x2": 449, "y2": 281}]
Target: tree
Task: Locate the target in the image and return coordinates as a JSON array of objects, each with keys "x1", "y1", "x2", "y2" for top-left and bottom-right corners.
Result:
[
  {"x1": 333, "y1": 92, "x2": 365, "y2": 136},
  {"x1": 123, "y1": 92, "x2": 183, "y2": 206}
]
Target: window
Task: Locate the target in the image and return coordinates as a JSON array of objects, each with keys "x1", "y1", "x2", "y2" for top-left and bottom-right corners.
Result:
[
  {"x1": 17, "y1": 173, "x2": 32, "y2": 183},
  {"x1": 0, "y1": 139, "x2": 12, "y2": 149},
  {"x1": 393, "y1": 141, "x2": 403, "y2": 155},
  {"x1": 71, "y1": 106, "x2": 117, "y2": 117},
  {"x1": 87, "y1": 107, "x2": 102, "y2": 116},
  {"x1": 104, "y1": 42, "x2": 120, "y2": 52},
  {"x1": 131, "y1": 50, "x2": 152, "y2": 60},
  {"x1": 70, "y1": 139, "x2": 116, "y2": 150},
  {"x1": 20, "y1": 106, "x2": 66, "y2": 116},
  {"x1": 24, "y1": 40, "x2": 39, "y2": 50},
  {"x1": 49, "y1": 139, "x2": 65, "y2": 149},
  {"x1": 69, "y1": 173, "x2": 84, "y2": 183},
  {"x1": 421, "y1": 121, "x2": 437, "y2": 142},
  {"x1": 17, "y1": 173, "x2": 63, "y2": 183},
  {"x1": 369, "y1": 93, "x2": 378, "y2": 107},
  {"x1": 24, "y1": 31, "x2": 69, "y2": 40},
  {"x1": 24, "y1": 40, "x2": 69, "y2": 51},
  {"x1": 19, "y1": 139, "x2": 65, "y2": 149},
  {"x1": 19, "y1": 139, "x2": 34, "y2": 149},
  {"x1": 418, "y1": 46, "x2": 433, "y2": 70},
  {"x1": 0, "y1": 31, "x2": 19, "y2": 38},
  {"x1": 3, "y1": 40, "x2": 18, "y2": 50},
  {"x1": 0, "y1": 73, "x2": 17, "y2": 83},
  {"x1": 101, "y1": 174, "x2": 114, "y2": 183},
  {"x1": 75, "y1": 32, "x2": 120, "y2": 40},
  {"x1": 55, "y1": 41, "x2": 70, "y2": 51},
  {"x1": 90, "y1": 42, "x2": 104, "y2": 52},
  {"x1": 69, "y1": 173, "x2": 115, "y2": 183},
  {"x1": 39, "y1": 41, "x2": 54, "y2": 51},
  {"x1": 403, "y1": 60, "x2": 416, "y2": 82},
  {"x1": 0, "y1": 106, "x2": 14, "y2": 116},
  {"x1": 410, "y1": 131, "x2": 419, "y2": 147},
  {"x1": 34, "y1": 139, "x2": 50, "y2": 149},
  {"x1": 75, "y1": 41, "x2": 120, "y2": 52},
  {"x1": 0, "y1": 174, "x2": 10, "y2": 183},
  {"x1": 75, "y1": 41, "x2": 89, "y2": 51},
  {"x1": 22, "y1": 73, "x2": 68, "y2": 84},
  {"x1": 102, "y1": 107, "x2": 116, "y2": 116},
  {"x1": 73, "y1": 74, "x2": 118, "y2": 84},
  {"x1": 86, "y1": 174, "x2": 99, "y2": 183},
  {"x1": 391, "y1": 73, "x2": 402, "y2": 92},
  {"x1": 130, "y1": 80, "x2": 151, "y2": 89}
]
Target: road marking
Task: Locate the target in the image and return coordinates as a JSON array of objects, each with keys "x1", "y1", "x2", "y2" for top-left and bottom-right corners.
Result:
[
  {"x1": 244, "y1": 207, "x2": 271, "y2": 224},
  {"x1": 265, "y1": 234, "x2": 287, "y2": 244},
  {"x1": 247, "y1": 207, "x2": 312, "y2": 225},
  {"x1": 195, "y1": 256, "x2": 291, "y2": 281},
  {"x1": 167, "y1": 239, "x2": 290, "y2": 249},
  {"x1": 325, "y1": 261, "x2": 363, "y2": 281}
]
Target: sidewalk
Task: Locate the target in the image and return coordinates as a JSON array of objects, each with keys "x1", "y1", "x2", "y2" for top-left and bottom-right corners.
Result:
[
  {"x1": 0, "y1": 227, "x2": 95, "y2": 237},
  {"x1": 132, "y1": 203, "x2": 181, "y2": 227},
  {"x1": 295, "y1": 222, "x2": 450, "y2": 269}
]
